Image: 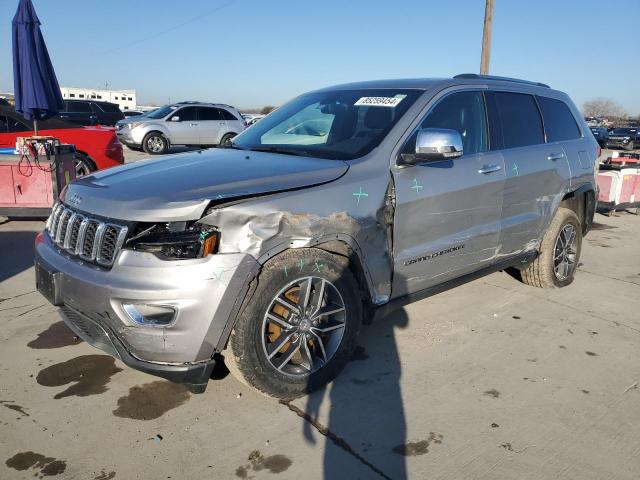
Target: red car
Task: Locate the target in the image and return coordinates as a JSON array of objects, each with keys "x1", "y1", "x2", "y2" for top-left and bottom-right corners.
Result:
[{"x1": 0, "y1": 105, "x2": 124, "y2": 176}]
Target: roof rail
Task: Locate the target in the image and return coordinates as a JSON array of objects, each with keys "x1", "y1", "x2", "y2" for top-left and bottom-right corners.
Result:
[{"x1": 454, "y1": 73, "x2": 550, "y2": 88}]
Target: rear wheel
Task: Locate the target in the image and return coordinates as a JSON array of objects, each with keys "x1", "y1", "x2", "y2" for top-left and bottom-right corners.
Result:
[
  {"x1": 74, "y1": 153, "x2": 95, "y2": 177},
  {"x1": 625, "y1": 141, "x2": 635, "y2": 151},
  {"x1": 520, "y1": 207, "x2": 582, "y2": 288},
  {"x1": 225, "y1": 248, "x2": 362, "y2": 399},
  {"x1": 219, "y1": 133, "x2": 236, "y2": 147},
  {"x1": 142, "y1": 133, "x2": 168, "y2": 154}
]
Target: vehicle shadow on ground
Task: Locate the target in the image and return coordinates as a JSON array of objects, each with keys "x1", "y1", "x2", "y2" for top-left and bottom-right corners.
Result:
[
  {"x1": 303, "y1": 306, "x2": 410, "y2": 479},
  {"x1": 0, "y1": 229, "x2": 38, "y2": 282}
]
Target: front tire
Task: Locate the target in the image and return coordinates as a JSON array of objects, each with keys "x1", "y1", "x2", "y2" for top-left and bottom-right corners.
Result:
[
  {"x1": 520, "y1": 207, "x2": 582, "y2": 288},
  {"x1": 225, "y1": 248, "x2": 362, "y2": 399},
  {"x1": 142, "y1": 133, "x2": 168, "y2": 154}
]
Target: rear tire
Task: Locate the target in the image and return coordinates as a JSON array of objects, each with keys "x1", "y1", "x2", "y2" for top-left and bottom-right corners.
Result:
[
  {"x1": 625, "y1": 141, "x2": 634, "y2": 151},
  {"x1": 219, "y1": 133, "x2": 236, "y2": 147},
  {"x1": 74, "y1": 153, "x2": 95, "y2": 177},
  {"x1": 142, "y1": 133, "x2": 168, "y2": 155},
  {"x1": 225, "y1": 248, "x2": 362, "y2": 399},
  {"x1": 520, "y1": 207, "x2": 582, "y2": 288}
]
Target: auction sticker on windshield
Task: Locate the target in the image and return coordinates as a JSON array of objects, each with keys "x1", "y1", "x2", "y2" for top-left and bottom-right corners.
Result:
[{"x1": 354, "y1": 96, "x2": 404, "y2": 107}]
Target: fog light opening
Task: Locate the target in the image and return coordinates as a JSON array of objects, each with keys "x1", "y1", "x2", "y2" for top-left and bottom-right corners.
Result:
[{"x1": 123, "y1": 303, "x2": 176, "y2": 326}]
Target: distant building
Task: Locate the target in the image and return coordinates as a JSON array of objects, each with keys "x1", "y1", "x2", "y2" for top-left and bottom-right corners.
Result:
[
  {"x1": 0, "y1": 91, "x2": 14, "y2": 105},
  {"x1": 60, "y1": 86, "x2": 137, "y2": 111}
]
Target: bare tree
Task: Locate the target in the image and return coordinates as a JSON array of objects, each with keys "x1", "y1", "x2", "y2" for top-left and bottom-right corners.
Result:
[
  {"x1": 261, "y1": 105, "x2": 276, "y2": 115},
  {"x1": 582, "y1": 98, "x2": 626, "y2": 118}
]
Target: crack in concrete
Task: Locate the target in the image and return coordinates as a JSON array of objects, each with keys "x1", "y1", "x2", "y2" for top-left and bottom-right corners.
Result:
[
  {"x1": 0, "y1": 290, "x2": 36, "y2": 304},
  {"x1": 16, "y1": 304, "x2": 46, "y2": 317},
  {"x1": 577, "y1": 268, "x2": 640, "y2": 287},
  {"x1": 280, "y1": 400, "x2": 394, "y2": 480}
]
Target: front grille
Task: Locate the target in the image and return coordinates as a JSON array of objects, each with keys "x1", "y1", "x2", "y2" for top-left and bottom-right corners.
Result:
[{"x1": 47, "y1": 202, "x2": 128, "y2": 267}]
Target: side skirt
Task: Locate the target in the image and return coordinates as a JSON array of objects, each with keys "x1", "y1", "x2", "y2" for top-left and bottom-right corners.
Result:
[{"x1": 374, "y1": 251, "x2": 537, "y2": 321}]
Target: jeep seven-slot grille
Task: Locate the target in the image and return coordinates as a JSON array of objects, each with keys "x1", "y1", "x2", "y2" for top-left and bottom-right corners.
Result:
[{"x1": 46, "y1": 202, "x2": 128, "y2": 267}]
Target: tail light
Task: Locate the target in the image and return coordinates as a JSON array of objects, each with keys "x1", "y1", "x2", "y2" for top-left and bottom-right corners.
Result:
[{"x1": 106, "y1": 134, "x2": 124, "y2": 162}]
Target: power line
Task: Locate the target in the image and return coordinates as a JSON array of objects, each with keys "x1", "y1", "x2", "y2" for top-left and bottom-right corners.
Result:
[{"x1": 98, "y1": 0, "x2": 239, "y2": 55}]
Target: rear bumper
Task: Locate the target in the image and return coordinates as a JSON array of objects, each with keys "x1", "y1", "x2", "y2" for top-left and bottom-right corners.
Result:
[{"x1": 34, "y1": 231, "x2": 259, "y2": 376}]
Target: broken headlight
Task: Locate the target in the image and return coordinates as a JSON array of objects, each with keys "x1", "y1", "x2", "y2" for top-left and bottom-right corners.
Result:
[{"x1": 127, "y1": 223, "x2": 219, "y2": 260}]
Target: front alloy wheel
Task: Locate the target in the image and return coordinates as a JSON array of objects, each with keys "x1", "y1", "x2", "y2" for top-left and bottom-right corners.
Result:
[
  {"x1": 261, "y1": 276, "x2": 346, "y2": 376},
  {"x1": 143, "y1": 134, "x2": 167, "y2": 154},
  {"x1": 225, "y1": 248, "x2": 362, "y2": 399}
]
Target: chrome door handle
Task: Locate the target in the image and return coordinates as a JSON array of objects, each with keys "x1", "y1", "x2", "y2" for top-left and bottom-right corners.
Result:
[
  {"x1": 478, "y1": 164, "x2": 502, "y2": 174},
  {"x1": 548, "y1": 152, "x2": 564, "y2": 161}
]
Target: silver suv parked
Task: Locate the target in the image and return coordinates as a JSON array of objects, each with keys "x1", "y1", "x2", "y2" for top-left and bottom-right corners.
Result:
[
  {"x1": 115, "y1": 101, "x2": 245, "y2": 154},
  {"x1": 36, "y1": 75, "x2": 598, "y2": 399}
]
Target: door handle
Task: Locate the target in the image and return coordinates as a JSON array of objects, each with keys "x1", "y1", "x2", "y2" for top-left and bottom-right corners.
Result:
[
  {"x1": 189, "y1": 123, "x2": 198, "y2": 126},
  {"x1": 478, "y1": 164, "x2": 502, "y2": 174},
  {"x1": 219, "y1": 122, "x2": 225, "y2": 125},
  {"x1": 548, "y1": 152, "x2": 565, "y2": 161}
]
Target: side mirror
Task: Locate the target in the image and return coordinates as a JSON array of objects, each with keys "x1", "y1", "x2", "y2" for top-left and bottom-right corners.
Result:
[
  {"x1": 401, "y1": 128, "x2": 463, "y2": 165},
  {"x1": 170, "y1": 116, "x2": 180, "y2": 122}
]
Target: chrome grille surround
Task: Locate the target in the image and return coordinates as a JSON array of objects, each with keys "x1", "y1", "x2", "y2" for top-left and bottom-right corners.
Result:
[{"x1": 46, "y1": 202, "x2": 128, "y2": 267}]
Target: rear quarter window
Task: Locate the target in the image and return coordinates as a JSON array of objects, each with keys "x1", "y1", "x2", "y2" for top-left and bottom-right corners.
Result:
[
  {"x1": 488, "y1": 92, "x2": 544, "y2": 149},
  {"x1": 97, "y1": 102, "x2": 122, "y2": 113},
  {"x1": 536, "y1": 96, "x2": 581, "y2": 142},
  {"x1": 220, "y1": 109, "x2": 239, "y2": 121}
]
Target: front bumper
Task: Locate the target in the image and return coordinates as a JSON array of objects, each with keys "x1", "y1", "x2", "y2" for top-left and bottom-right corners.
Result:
[
  {"x1": 115, "y1": 129, "x2": 140, "y2": 147},
  {"x1": 35, "y1": 231, "x2": 259, "y2": 379},
  {"x1": 607, "y1": 139, "x2": 632, "y2": 148}
]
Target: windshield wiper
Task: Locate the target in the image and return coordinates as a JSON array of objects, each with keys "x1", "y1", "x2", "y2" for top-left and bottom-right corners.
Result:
[
  {"x1": 219, "y1": 142, "x2": 247, "y2": 150},
  {"x1": 248, "y1": 146, "x2": 308, "y2": 157}
]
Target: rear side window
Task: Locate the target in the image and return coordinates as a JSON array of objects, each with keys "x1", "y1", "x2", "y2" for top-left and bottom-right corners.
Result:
[
  {"x1": 488, "y1": 92, "x2": 544, "y2": 149},
  {"x1": 198, "y1": 107, "x2": 223, "y2": 121},
  {"x1": 220, "y1": 109, "x2": 239, "y2": 121},
  {"x1": 66, "y1": 101, "x2": 92, "y2": 113},
  {"x1": 536, "y1": 96, "x2": 581, "y2": 142},
  {"x1": 97, "y1": 102, "x2": 122, "y2": 113}
]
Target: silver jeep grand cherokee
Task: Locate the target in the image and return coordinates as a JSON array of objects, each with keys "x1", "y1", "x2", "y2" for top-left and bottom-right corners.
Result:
[{"x1": 35, "y1": 75, "x2": 598, "y2": 399}]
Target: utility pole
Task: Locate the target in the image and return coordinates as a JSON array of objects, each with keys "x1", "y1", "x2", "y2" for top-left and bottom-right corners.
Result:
[{"x1": 480, "y1": 0, "x2": 494, "y2": 75}]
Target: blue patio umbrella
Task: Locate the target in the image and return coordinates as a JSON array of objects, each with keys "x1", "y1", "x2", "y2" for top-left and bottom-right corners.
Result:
[{"x1": 12, "y1": 0, "x2": 64, "y2": 135}]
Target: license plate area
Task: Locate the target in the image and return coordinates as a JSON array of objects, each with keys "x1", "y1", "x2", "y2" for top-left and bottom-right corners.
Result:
[{"x1": 35, "y1": 261, "x2": 63, "y2": 306}]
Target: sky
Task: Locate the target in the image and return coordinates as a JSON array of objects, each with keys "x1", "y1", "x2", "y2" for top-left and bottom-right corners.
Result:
[{"x1": 1, "y1": 0, "x2": 638, "y2": 113}]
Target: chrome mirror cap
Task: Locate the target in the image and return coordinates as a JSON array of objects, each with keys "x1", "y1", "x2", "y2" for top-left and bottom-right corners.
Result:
[{"x1": 403, "y1": 128, "x2": 464, "y2": 164}]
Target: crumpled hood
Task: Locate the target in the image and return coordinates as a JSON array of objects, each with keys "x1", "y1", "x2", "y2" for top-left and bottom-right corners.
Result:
[{"x1": 63, "y1": 148, "x2": 349, "y2": 221}]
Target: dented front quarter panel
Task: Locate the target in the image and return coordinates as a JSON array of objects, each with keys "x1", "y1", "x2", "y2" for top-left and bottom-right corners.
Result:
[{"x1": 200, "y1": 154, "x2": 396, "y2": 305}]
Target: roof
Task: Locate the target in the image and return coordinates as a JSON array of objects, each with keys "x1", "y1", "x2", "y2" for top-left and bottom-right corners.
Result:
[{"x1": 315, "y1": 74, "x2": 554, "y2": 93}]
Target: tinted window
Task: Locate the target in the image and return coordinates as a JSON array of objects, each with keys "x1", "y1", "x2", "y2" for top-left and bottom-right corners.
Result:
[
  {"x1": 4, "y1": 115, "x2": 30, "y2": 132},
  {"x1": 198, "y1": 107, "x2": 223, "y2": 121},
  {"x1": 536, "y1": 96, "x2": 581, "y2": 142},
  {"x1": 172, "y1": 107, "x2": 197, "y2": 121},
  {"x1": 220, "y1": 109, "x2": 238, "y2": 121},
  {"x1": 489, "y1": 92, "x2": 544, "y2": 149},
  {"x1": 96, "y1": 102, "x2": 121, "y2": 113},
  {"x1": 416, "y1": 91, "x2": 488, "y2": 155},
  {"x1": 66, "y1": 101, "x2": 92, "y2": 113}
]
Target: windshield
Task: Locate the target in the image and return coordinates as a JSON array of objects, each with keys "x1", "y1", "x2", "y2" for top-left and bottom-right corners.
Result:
[
  {"x1": 611, "y1": 128, "x2": 637, "y2": 135},
  {"x1": 145, "y1": 105, "x2": 177, "y2": 119},
  {"x1": 230, "y1": 89, "x2": 421, "y2": 160}
]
